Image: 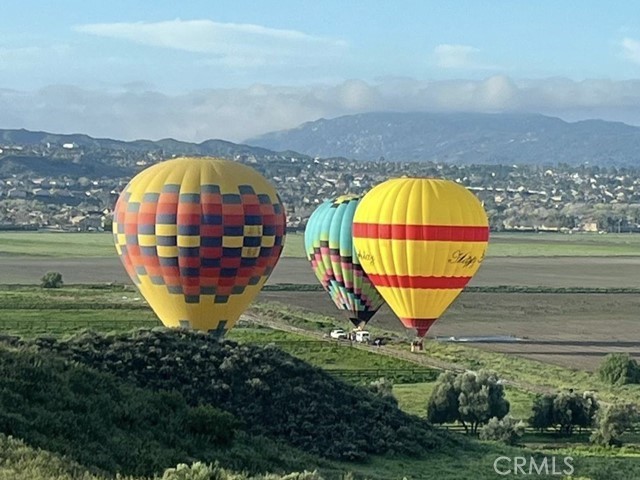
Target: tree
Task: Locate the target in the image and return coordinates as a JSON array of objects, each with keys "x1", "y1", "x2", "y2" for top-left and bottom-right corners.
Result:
[
  {"x1": 41, "y1": 271, "x2": 63, "y2": 289},
  {"x1": 529, "y1": 394, "x2": 554, "y2": 432},
  {"x1": 479, "y1": 415, "x2": 525, "y2": 445},
  {"x1": 427, "y1": 370, "x2": 509, "y2": 435},
  {"x1": 427, "y1": 372, "x2": 460, "y2": 426},
  {"x1": 598, "y1": 353, "x2": 640, "y2": 386},
  {"x1": 529, "y1": 390, "x2": 599, "y2": 435},
  {"x1": 456, "y1": 370, "x2": 510, "y2": 435},
  {"x1": 591, "y1": 403, "x2": 639, "y2": 447}
]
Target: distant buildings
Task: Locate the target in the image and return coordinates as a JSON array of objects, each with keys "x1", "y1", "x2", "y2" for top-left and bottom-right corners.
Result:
[{"x1": 1, "y1": 141, "x2": 640, "y2": 232}]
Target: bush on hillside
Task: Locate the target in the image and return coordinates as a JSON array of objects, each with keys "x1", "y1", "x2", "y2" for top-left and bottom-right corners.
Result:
[
  {"x1": 0, "y1": 348, "x2": 238, "y2": 476},
  {"x1": 19, "y1": 328, "x2": 450, "y2": 461}
]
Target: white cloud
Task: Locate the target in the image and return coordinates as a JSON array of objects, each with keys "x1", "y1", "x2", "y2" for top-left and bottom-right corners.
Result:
[
  {"x1": 73, "y1": 19, "x2": 347, "y2": 66},
  {"x1": 433, "y1": 44, "x2": 481, "y2": 69},
  {"x1": 5, "y1": 77, "x2": 640, "y2": 143},
  {"x1": 620, "y1": 37, "x2": 640, "y2": 64}
]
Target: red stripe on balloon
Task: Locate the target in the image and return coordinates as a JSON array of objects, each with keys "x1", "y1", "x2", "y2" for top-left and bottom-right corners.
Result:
[
  {"x1": 352, "y1": 223, "x2": 489, "y2": 242},
  {"x1": 400, "y1": 318, "x2": 438, "y2": 337},
  {"x1": 367, "y1": 274, "x2": 472, "y2": 289}
]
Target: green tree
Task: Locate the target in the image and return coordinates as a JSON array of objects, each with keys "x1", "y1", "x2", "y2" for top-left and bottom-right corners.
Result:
[
  {"x1": 598, "y1": 353, "x2": 640, "y2": 386},
  {"x1": 529, "y1": 394, "x2": 554, "y2": 432},
  {"x1": 529, "y1": 390, "x2": 598, "y2": 435},
  {"x1": 591, "y1": 403, "x2": 639, "y2": 447},
  {"x1": 426, "y1": 372, "x2": 459, "y2": 426},
  {"x1": 427, "y1": 370, "x2": 509, "y2": 435},
  {"x1": 456, "y1": 370, "x2": 509, "y2": 435},
  {"x1": 552, "y1": 390, "x2": 599, "y2": 435},
  {"x1": 40, "y1": 271, "x2": 63, "y2": 289}
]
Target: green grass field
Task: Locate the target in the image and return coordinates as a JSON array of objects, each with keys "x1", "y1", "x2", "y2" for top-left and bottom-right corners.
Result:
[{"x1": 1, "y1": 231, "x2": 640, "y2": 258}]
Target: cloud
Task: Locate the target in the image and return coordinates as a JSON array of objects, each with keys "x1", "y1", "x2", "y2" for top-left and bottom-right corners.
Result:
[
  {"x1": 5, "y1": 77, "x2": 640, "y2": 143},
  {"x1": 73, "y1": 19, "x2": 347, "y2": 66},
  {"x1": 620, "y1": 37, "x2": 640, "y2": 64},
  {"x1": 433, "y1": 44, "x2": 481, "y2": 69},
  {"x1": 0, "y1": 44, "x2": 70, "y2": 69}
]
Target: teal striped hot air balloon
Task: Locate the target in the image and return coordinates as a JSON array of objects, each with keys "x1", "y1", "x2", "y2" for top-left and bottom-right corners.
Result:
[{"x1": 304, "y1": 195, "x2": 385, "y2": 329}]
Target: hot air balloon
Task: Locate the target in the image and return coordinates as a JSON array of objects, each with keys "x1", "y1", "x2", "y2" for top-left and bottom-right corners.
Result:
[
  {"x1": 113, "y1": 157, "x2": 286, "y2": 335},
  {"x1": 304, "y1": 195, "x2": 385, "y2": 329},
  {"x1": 352, "y1": 178, "x2": 489, "y2": 338}
]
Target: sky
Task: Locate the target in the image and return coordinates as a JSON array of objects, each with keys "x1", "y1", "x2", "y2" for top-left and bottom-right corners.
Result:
[{"x1": 3, "y1": 0, "x2": 640, "y2": 142}]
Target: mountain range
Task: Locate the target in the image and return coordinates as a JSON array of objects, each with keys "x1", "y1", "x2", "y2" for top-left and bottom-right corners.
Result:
[
  {"x1": 246, "y1": 112, "x2": 640, "y2": 166},
  {"x1": 0, "y1": 128, "x2": 286, "y2": 158},
  {"x1": 4, "y1": 111, "x2": 640, "y2": 170},
  {"x1": 0, "y1": 129, "x2": 306, "y2": 177}
]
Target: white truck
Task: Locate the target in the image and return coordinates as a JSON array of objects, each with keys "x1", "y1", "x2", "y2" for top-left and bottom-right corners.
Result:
[{"x1": 354, "y1": 330, "x2": 370, "y2": 343}]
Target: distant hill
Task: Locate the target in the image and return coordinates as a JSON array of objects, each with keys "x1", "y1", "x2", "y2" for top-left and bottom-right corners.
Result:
[
  {"x1": 0, "y1": 128, "x2": 285, "y2": 157},
  {"x1": 245, "y1": 112, "x2": 640, "y2": 166},
  {"x1": 0, "y1": 128, "x2": 308, "y2": 177}
]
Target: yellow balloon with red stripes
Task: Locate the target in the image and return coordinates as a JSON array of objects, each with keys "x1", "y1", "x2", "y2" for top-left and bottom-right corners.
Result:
[{"x1": 352, "y1": 178, "x2": 489, "y2": 337}]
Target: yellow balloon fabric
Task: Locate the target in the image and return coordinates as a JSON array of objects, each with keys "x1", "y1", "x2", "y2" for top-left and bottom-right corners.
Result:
[
  {"x1": 352, "y1": 178, "x2": 489, "y2": 337},
  {"x1": 113, "y1": 157, "x2": 286, "y2": 335}
]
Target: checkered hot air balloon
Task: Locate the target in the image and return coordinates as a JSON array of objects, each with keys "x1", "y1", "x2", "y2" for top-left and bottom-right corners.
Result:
[
  {"x1": 352, "y1": 178, "x2": 489, "y2": 338},
  {"x1": 113, "y1": 157, "x2": 286, "y2": 335},
  {"x1": 304, "y1": 195, "x2": 385, "y2": 329}
]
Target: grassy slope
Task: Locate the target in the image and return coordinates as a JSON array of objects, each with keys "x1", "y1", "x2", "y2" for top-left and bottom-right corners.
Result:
[{"x1": 3, "y1": 231, "x2": 640, "y2": 258}]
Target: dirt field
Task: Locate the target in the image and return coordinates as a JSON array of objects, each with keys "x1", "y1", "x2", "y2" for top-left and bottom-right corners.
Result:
[
  {"x1": 2, "y1": 254, "x2": 639, "y2": 371},
  {"x1": 258, "y1": 290, "x2": 640, "y2": 371},
  {"x1": 2, "y1": 255, "x2": 640, "y2": 288}
]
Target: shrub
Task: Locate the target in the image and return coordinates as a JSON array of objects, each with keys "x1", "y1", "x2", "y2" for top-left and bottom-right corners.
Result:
[
  {"x1": 366, "y1": 377, "x2": 397, "y2": 405},
  {"x1": 160, "y1": 462, "x2": 223, "y2": 480},
  {"x1": 590, "y1": 403, "x2": 639, "y2": 447},
  {"x1": 598, "y1": 353, "x2": 640, "y2": 385},
  {"x1": 40, "y1": 271, "x2": 63, "y2": 288},
  {"x1": 479, "y1": 415, "x2": 525, "y2": 445},
  {"x1": 185, "y1": 405, "x2": 239, "y2": 445}
]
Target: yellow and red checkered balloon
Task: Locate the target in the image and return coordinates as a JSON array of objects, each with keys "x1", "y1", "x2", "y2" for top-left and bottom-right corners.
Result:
[
  {"x1": 113, "y1": 157, "x2": 286, "y2": 335},
  {"x1": 353, "y1": 178, "x2": 489, "y2": 337}
]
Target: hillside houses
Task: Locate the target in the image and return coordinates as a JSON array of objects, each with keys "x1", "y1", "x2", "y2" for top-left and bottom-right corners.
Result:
[{"x1": 2, "y1": 142, "x2": 640, "y2": 232}]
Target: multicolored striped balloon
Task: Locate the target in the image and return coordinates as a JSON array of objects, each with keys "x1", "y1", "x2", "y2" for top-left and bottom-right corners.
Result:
[
  {"x1": 113, "y1": 157, "x2": 286, "y2": 335},
  {"x1": 352, "y1": 178, "x2": 489, "y2": 337},
  {"x1": 304, "y1": 195, "x2": 385, "y2": 328}
]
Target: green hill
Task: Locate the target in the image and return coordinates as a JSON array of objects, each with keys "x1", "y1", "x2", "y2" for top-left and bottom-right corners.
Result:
[{"x1": 18, "y1": 329, "x2": 449, "y2": 461}]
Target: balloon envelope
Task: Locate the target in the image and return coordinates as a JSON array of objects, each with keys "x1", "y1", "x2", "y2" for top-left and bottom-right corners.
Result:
[
  {"x1": 352, "y1": 178, "x2": 489, "y2": 337},
  {"x1": 304, "y1": 195, "x2": 385, "y2": 328},
  {"x1": 113, "y1": 157, "x2": 286, "y2": 334}
]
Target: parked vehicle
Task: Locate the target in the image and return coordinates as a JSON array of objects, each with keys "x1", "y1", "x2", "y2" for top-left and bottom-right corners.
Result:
[
  {"x1": 354, "y1": 330, "x2": 370, "y2": 343},
  {"x1": 330, "y1": 328, "x2": 347, "y2": 339}
]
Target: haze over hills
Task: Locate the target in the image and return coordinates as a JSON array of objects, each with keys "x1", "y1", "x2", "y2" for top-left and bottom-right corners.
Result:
[{"x1": 245, "y1": 112, "x2": 640, "y2": 166}]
